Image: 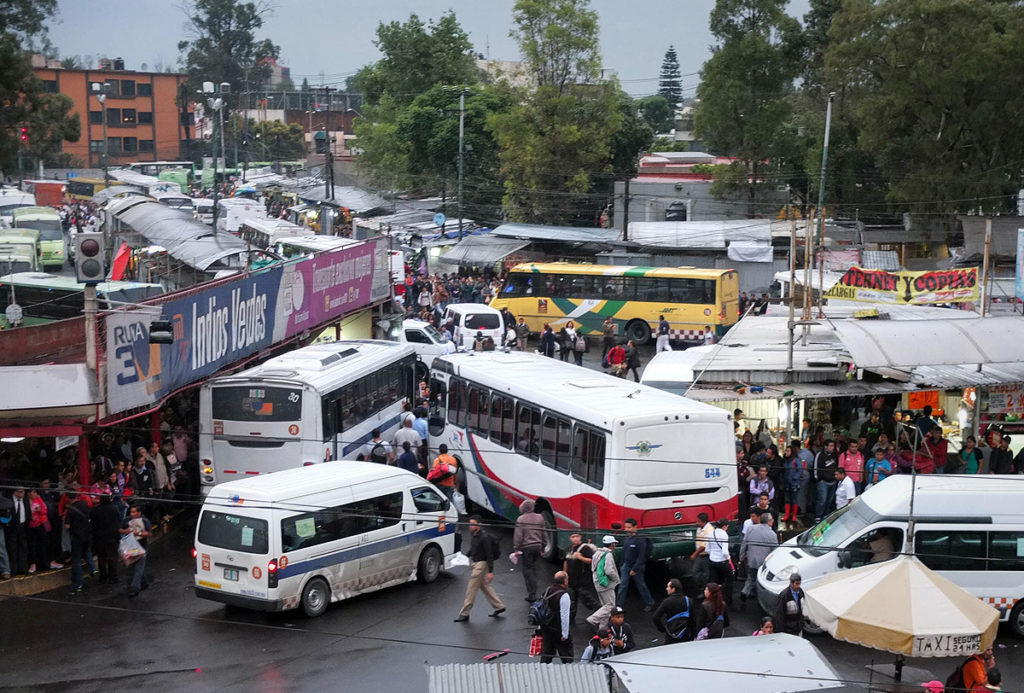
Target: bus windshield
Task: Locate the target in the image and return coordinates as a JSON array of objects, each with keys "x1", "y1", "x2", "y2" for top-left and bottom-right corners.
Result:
[
  {"x1": 35, "y1": 226, "x2": 62, "y2": 242},
  {"x1": 211, "y1": 386, "x2": 302, "y2": 422},
  {"x1": 798, "y1": 499, "x2": 880, "y2": 558},
  {"x1": 198, "y1": 510, "x2": 269, "y2": 554}
]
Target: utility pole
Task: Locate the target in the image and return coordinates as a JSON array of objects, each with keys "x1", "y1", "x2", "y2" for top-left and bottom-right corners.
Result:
[
  {"x1": 815, "y1": 92, "x2": 836, "y2": 318},
  {"x1": 981, "y1": 217, "x2": 992, "y2": 317},
  {"x1": 622, "y1": 177, "x2": 631, "y2": 240},
  {"x1": 457, "y1": 89, "x2": 466, "y2": 240}
]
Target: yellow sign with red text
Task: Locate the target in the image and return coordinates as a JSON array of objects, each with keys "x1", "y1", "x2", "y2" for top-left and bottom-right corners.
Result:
[{"x1": 825, "y1": 266, "x2": 979, "y2": 304}]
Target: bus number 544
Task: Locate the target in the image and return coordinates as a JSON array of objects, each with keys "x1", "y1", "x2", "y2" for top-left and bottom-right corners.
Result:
[{"x1": 704, "y1": 467, "x2": 721, "y2": 479}]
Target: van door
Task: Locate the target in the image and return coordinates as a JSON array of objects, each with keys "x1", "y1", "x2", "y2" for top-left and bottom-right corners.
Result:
[
  {"x1": 347, "y1": 487, "x2": 409, "y2": 589},
  {"x1": 195, "y1": 508, "x2": 272, "y2": 601},
  {"x1": 839, "y1": 526, "x2": 904, "y2": 569},
  {"x1": 278, "y1": 489, "x2": 356, "y2": 600}
]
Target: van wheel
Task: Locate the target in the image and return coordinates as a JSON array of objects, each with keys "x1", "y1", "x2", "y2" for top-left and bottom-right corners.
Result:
[
  {"x1": 540, "y1": 509, "x2": 559, "y2": 562},
  {"x1": 802, "y1": 619, "x2": 824, "y2": 636},
  {"x1": 301, "y1": 577, "x2": 331, "y2": 618},
  {"x1": 417, "y1": 545, "x2": 443, "y2": 583},
  {"x1": 625, "y1": 319, "x2": 651, "y2": 345},
  {"x1": 1010, "y1": 599, "x2": 1024, "y2": 638}
]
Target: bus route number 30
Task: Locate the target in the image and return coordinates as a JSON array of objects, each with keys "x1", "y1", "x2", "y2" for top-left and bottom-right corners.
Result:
[{"x1": 704, "y1": 467, "x2": 722, "y2": 479}]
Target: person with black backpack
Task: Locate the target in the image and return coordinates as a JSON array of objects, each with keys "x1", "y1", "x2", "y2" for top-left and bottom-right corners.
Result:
[
  {"x1": 652, "y1": 578, "x2": 694, "y2": 643},
  {"x1": 454, "y1": 515, "x2": 505, "y2": 622},
  {"x1": 537, "y1": 571, "x2": 573, "y2": 664},
  {"x1": 361, "y1": 429, "x2": 392, "y2": 465}
]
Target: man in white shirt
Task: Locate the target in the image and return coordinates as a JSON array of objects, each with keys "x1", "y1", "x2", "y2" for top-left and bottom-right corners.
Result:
[
  {"x1": 688, "y1": 513, "x2": 714, "y2": 588},
  {"x1": 835, "y1": 467, "x2": 857, "y2": 509},
  {"x1": 707, "y1": 518, "x2": 735, "y2": 607}
]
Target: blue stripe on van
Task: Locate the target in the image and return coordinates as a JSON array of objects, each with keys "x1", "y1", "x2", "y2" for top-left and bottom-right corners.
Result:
[
  {"x1": 277, "y1": 522, "x2": 455, "y2": 580},
  {"x1": 340, "y1": 412, "x2": 405, "y2": 458}
]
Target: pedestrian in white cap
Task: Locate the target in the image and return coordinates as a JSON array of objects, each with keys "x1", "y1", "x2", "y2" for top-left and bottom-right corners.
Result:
[{"x1": 586, "y1": 535, "x2": 621, "y2": 631}]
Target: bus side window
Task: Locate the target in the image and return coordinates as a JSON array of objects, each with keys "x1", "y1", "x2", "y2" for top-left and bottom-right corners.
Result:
[
  {"x1": 572, "y1": 426, "x2": 590, "y2": 482},
  {"x1": 489, "y1": 394, "x2": 503, "y2": 443},
  {"x1": 555, "y1": 418, "x2": 571, "y2": 474},
  {"x1": 602, "y1": 277, "x2": 624, "y2": 299},
  {"x1": 516, "y1": 403, "x2": 539, "y2": 460},
  {"x1": 322, "y1": 397, "x2": 338, "y2": 442},
  {"x1": 588, "y1": 431, "x2": 605, "y2": 488},
  {"x1": 540, "y1": 414, "x2": 557, "y2": 468},
  {"x1": 499, "y1": 396, "x2": 514, "y2": 449},
  {"x1": 449, "y1": 379, "x2": 465, "y2": 427}
]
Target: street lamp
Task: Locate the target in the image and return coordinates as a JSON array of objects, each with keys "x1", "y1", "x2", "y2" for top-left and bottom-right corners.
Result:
[
  {"x1": 200, "y1": 81, "x2": 231, "y2": 231},
  {"x1": 91, "y1": 81, "x2": 113, "y2": 184}
]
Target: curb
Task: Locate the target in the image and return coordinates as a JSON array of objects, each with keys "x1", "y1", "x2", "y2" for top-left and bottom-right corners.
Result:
[{"x1": 0, "y1": 517, "x2": 176, "y2": 599}]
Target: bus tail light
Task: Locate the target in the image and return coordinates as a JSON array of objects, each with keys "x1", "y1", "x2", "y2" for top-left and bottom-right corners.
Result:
[{"x1": 267, "y1": 559, "x2": 279, "y2": 588}]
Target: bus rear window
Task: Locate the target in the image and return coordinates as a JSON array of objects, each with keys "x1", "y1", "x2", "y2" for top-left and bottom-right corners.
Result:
[
  {"x1": 211, "y1": 386, "x2": 302, "y2": 421},
  {"x1": 198, "y1": 510, "x2": 269, "y2": 554},
  {"x1": 464, "y1": 313, "x2": 500, "y2": 330}
]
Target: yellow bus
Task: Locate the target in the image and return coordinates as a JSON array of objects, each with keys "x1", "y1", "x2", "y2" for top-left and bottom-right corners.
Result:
[
  {"x1": 66, "y1": 177, "x2": 107, "y2": 202},
  {"x1": 490, "y1": 262, "x2": 739, "y2": 345}
]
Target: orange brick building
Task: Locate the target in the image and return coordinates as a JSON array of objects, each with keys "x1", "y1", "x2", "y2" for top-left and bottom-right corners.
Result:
[{"x1": 33, "y1": 64, "x2": 195, "y2": 167}]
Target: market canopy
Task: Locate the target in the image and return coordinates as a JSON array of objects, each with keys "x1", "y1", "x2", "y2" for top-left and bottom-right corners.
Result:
[
  {"x1": 437, "y1": 235, "x2": 530, "y2": 266},
  {"x1": 491, "y1": 222, "x2": 621, "y2": 244},
  {"x1": 804, "y1": 556, "x2": 999, "y2": 658},
  {"x1": 114, "y1": 200, "x2": 250, "y2": 271}
]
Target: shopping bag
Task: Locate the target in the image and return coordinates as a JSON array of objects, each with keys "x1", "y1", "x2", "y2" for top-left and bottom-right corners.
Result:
[
  {"x1": 118, "y1": 533, "x2": 146, "y2": 567},
  {"x1": 447, "y1": 552, "x2": 471, "y2": 569},
  {"x1": 450, "y1": 489, "x2": 467, "y2": 515},
  {"x1": 529, "y1": 632, "x2": 544, "y2": 658}
]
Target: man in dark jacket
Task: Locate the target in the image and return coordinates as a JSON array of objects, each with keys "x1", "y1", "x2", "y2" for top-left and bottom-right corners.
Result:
[
  {"x1": 774, "y1": 573, "x2": 805, "y2": 636},
  {"x1": 64, "y1": 492, "x2": 94, "y2": 593},
  {"x1": 454, "y1": 515, "x2": 505, "y2": 622},
  {"x1": 513, "y1": 499, "x2": 547, "y2": 601},
  {"x1": 651, "y1": 578, "x2": 694, "y2": 642},
  {"x1": 624, "y1": 340, "x2": 642, "y2": 382},
  {"x1": 616, "y1": 518, "x2": 654, "y2": 611},
  {"x1": 814, "y1": 441, "x2": 839, "y2": 523},
  {"x1": 539, "y1": 571, "x2": 573, "y2": 664},
  {"x1": 989, "y1": 435, "x2": 1014, "y2": 474},
  {"x1": 608, "y1": 606, "x2": 636, "y2": 655},
  {"x1": 90, "y1": 491, "x2": 122, "y2": 584}
]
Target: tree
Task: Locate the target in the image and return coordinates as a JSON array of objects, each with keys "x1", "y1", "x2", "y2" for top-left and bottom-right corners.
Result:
[
  {"x1": 658, "y1": 46, "x2": 683, "y2": 105},
  {"x1": 177, "y1": 0, "x2": 280, "y2": 95},
  {"x1": 510, "y1": 0, "x2": 601, "y2": 95},
  {"x1": 826, "y1": 0, "x2": 1024, "y2": 214},
  {"x1": 248, "y1": 119, "x2": 305, "y2": 161},
  {"x1": 694, "y1": 0, "x2": 802, "y2": 215},
  {"x1": 637, "y1": 95, "x2": 675, "y2": 134},
  {"x1": 356, "y1": 12, "x2": 479, "y2": 107}
]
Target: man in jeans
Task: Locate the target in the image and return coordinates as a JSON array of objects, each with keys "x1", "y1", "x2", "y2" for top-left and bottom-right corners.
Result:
[
  {"x1": 814, "y1": 440, "x2": 839, "y2": 524},
  {"x1": 616, "y1": 518, "x2": 655, "y2": 612},
  {"x1": 513, "y1": 499, "x2": 546, "y2": 602}
]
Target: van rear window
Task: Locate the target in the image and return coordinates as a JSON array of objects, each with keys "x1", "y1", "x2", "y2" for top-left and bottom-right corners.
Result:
[
  {"x1": 465, "y1": 313, "x2": 500, "y2": 330},
  {"x1": 198, "y1": 510, "x2": 269, "y2": 554}
]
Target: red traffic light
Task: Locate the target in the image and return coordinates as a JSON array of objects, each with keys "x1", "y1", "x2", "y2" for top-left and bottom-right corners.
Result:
[
  {"x1": 19, "y1": 127, "x2": 28, "y2": 142},
  {"x1": 79, "y1": 237, "x2": 101, "y2": 258}
]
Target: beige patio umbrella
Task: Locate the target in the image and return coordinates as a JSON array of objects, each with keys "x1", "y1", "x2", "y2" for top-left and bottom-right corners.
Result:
[{"x1": 803, "y1": 555, "x2": 999, "y2": 679}]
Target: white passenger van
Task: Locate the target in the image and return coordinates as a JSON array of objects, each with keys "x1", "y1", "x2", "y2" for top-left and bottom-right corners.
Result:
[
  {"x1": 442, "y1": 303, "x2": 505, "y2": 349},
  {"x1": 397, "y1": 319, "x2": 456, "y2": 362},
  {"x1": 194, "y1": 462, "x2": 460, "y2": 617},
  {"x1": 757, "y1": 475, "x2": 1024, "y2": 636}
]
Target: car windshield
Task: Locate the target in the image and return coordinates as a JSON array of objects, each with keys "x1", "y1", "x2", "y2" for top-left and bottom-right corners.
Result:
[
  {"x1": 423, "y1": 324, "x2": 447, "y2": 344},
  {"x1": 798, "y1": 498, "x2": 879, "y2": 557}
]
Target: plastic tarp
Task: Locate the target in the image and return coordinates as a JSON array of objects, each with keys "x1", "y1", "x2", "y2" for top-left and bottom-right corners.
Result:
[
  {"x1": 627, "y1": 220, "x2": 775, "y2": 249},
  {"x1": 437, "y1": 235, "x2": 529, "y2": 266},
  {"x1": 727, "y1": 241, "x2": 773, "y2": 263},
  {"x1": 115, "y1": 201, "x2": 249, "y2": 271},
  {"x1": 491, "y1": 222, "x2": 621, "y2": 244}
]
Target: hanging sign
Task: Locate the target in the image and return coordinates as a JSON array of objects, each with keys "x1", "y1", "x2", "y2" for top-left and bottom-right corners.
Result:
[{"x1": 824, "y1": 266, "x2": 979, "y2": 304}]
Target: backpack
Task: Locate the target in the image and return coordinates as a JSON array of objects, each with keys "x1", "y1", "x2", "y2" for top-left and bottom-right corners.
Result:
[
  {"x1": 488, "y1": 531, "x2": 501, "y2": 562},
  {"x1": 528, "y1": 586, "x2": 563, "y2": 628},
  {"x1": 574, "y1": 335, "x2": 587, "y2": 352},
  {"x1": 665, "y1": 596, "x2": 693, "y2": 641},
  {"x1": 369, "y1": 441, "x2": 388, "y2": 464},
  {"x1": 595, "y1": 550, "x2": 611, "y2": 588},
  {"x1": 944, "y1": 656, "x2": 973, "y2": 691}
]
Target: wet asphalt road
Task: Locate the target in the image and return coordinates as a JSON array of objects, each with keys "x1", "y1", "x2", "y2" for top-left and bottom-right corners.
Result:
[{"x1": 2, "y1": 517, "x2": 1022, "y2": 693}]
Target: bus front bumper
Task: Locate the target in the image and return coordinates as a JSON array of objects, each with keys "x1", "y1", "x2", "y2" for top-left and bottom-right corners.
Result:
[{"x1": 196, "y1": 586, "x2": 284, "y2": 612}]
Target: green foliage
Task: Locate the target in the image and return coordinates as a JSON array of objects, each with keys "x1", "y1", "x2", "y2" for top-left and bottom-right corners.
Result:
[
  {"x1": 637, "y1": 95, "x2": 675, "y2": 134},
  {"x1": 652, "y1": 137, "x2": 690, "y2": 152},
  {"x1": 177, "y1": 0, "x2": 280, "y2": 96},
  {"x1": 356, "y1": 12, "x2": 479, "y2": 107},
  {"x1": 827, "y1": 0, "x2": 1024, "y2": 214},
  {"x1": 658, "y1": 46, "x2": 682, "y2": 105},
  {"x1": 609, "y1": 92, "x2": 654, "y2": 178},
  {"x1": 510, "y1": 0, "x2": 601, "y2": 93},
  {"x1": 0, "y1": 0, "x2": 55, "y2": 38},
  {"x1": 248, "y1": 119, "x2": 306, "y2": 161}
]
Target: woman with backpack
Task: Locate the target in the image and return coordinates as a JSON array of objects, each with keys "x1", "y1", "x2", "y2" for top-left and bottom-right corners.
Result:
[{"x1": 695, "y1": 582, "x2": 729, "y2": 639}]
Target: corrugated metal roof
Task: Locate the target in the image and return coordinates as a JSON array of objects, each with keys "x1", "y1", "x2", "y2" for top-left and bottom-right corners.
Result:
[
  {"x1": 298, "y1": 185, "x2": 388, "y2": 213},
  {"x1": 628, "y1": 220, "x2": 776, "y2": 249},
  {"x1": 491, "y1": 223, "x2": 621, "y2": 244},
  {"x1": 830, "y1": 316, "x2": 1024, "y2": 368},
  {"x1": 437, "y1": 236, "x2": 530, "y2": 266},
  {"x1": 860, "y1": 250, "x2": 900, "y2": 271},
  {"x1": 427, "y1": 663, "x2": 608, "y2": 693},
  {"x1": 115, "y1": 201, "x2": 250, "y2": 271}
]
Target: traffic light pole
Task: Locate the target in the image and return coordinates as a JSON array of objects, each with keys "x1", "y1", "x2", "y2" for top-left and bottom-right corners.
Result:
[{"x1": 84, "y1": 284, "x2": 97, "y2": 371}]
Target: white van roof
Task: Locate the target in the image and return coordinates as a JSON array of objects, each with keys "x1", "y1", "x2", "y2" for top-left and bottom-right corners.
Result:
[
  {"x1": 445, "y1": 302, "x2": 501, "y2": 314},
  {"x1": 205, "y1": 461, "x2": 416, "y2": 504},
  {"x1": 861, "y1": 474, "x2": 1024, "y2": 520}
]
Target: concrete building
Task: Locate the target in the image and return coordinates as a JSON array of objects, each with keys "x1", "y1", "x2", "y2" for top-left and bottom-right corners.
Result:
[{"x1": 33, "y1": 61, "x2": 194, "y2": 167}]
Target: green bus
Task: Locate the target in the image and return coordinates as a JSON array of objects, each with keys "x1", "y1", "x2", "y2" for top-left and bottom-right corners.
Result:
[
  {"x1": 11, "y1": 206, "x2": 65, "y2": 270},
  {"x1": 0, "y1": 272, "x2": 165, "y2": 327}
]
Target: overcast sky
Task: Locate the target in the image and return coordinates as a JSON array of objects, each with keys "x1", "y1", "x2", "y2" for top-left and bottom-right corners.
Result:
[{"x1": 49, "y1": 0, "x2": 811, "y2": 97}]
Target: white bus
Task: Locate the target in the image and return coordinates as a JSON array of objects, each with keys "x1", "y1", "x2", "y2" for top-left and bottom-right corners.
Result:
[
  {"x1": 150, "y1": 190, "x2": 195, "y2": 212},
  {"x1": 757, "y1": 474, "x2": 1024, "y2": 636},
  {"x1": 198, "y1": 340, "x2": 418, "y2": 493},
  {"x1": 427, "y1": 351, "x2": 737, "y2": 559},
  {"x1": 108, "y1": 169, "x2": 182, "y2": 197},
  {"x1": 194, "y1": 462, "x2": 459, "y2": 617},
  {"x1": 273, "y1": 234, "x2": 357, "y2": 260},
  {"x1": 216, "y1": 197, "x2": 267, "y2": 234},
  {"x1": 237, "y1": 217, "x2": 310, "y2": 251}
]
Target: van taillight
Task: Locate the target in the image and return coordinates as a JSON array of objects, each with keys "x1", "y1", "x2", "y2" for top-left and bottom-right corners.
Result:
[
  {"x1": 267, "y1": 559, "x2": 278, "y2": 588},
  {"x1": 191, "y1": 547, "x2": 197, "y2": 559}
]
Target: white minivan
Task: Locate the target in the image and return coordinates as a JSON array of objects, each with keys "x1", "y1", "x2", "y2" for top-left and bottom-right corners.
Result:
[
  {"x1": 194, "y1": 462, "x2": 460, "y2": 617},
  {"x1": 442, "y1": 303, "x2": 505, "y2": 349},
  {"x1": 757, "y1": 475, "x2": 1024, "y2": 636},
  {"x1": 398, "y1": 319, "x2": 456, "y2": 361}
]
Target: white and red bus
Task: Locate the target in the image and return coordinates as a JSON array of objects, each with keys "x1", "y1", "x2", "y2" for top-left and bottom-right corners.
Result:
[{"x1": 427, "y1": 351, "x2": 737, "y2": 558}]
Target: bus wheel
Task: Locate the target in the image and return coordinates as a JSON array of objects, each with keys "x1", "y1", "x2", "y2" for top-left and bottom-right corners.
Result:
[
  {"x1": 1010, "y1": 599, "x2": 1024, "y2": 637},
  {"x1": 417, "y1": 545, "x2": 443, "y2": 583},
  {"x1": 625, "y1": 319, "x2": 651, "y2": 346},
  {"x1": 540, "y1": 509, "x2": 559, "y2": 562},
  {"x1": 301, "y1": 577, "x2": 331, "y2": 618}
]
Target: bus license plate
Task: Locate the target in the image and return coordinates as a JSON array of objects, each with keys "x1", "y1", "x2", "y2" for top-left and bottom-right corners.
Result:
[{"x1": 223, "y1": 568, "x2": 239, "y2": 581}]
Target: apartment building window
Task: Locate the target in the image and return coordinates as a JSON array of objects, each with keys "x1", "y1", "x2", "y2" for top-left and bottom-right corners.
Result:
[
  {"x1": 140, "y1": 139, "x2": 154, "y2": 153},
  {"x1": 122, "y1": 109, "x2": 137, "y2": 125},
  {"x1": 122, "y1": 137, "x2": 138, "y2": 153},
  {"x1": 107, "y1": 137, "x2": 122, "y2": 154},
  {"x1": 89, "y1": 111, "x2": 103, "y2": 125},
  {"x1": 138, "y1": 111, "x2": 153, "y2": 124},
  {"x1": 120, "y1": 80, "x2": 135, "y2": 97},
  {"x1": 42, "y1": 80, "x2": 57, "y2": 93},
  {"x1": 137, "y1": 83, "x2": 152, "y2": 97},
  {"x1": 106, "y1": 108, "x2": 120, "y2": 126},
  {"x1": 105, "y1": 79, "x2": 119, "y2": 96},
  {"x1": 90, "y1": 140, "x2": 104, "y2": 153}
]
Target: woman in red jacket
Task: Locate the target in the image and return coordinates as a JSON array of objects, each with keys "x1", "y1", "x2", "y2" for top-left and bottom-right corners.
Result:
[{"x1": 26, "y1": 487, "x2": 60, "y2": 573}]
